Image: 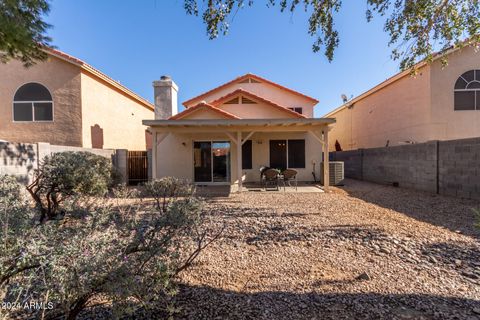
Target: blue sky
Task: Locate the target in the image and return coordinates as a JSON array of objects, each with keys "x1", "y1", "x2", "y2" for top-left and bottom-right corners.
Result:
[{"x1": 45, "y1": 1, "x2": 400, "y2": 116}]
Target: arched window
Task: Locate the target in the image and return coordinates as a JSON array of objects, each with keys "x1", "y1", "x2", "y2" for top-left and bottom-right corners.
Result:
[
  {"x1": 13, "y1": 83, "x2": 53, "y2": 121},
  {"x1": 454, "y1": 70, "x2": 480, "y2": 111}
]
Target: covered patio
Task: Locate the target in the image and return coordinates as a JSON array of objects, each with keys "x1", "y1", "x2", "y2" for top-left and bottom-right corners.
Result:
[
  {"x1": 143, "y1": 118, "x2": 335, "y2": 192},
  {"x1": 194, "y1": 182, "x2": 324, "y2": 197}
]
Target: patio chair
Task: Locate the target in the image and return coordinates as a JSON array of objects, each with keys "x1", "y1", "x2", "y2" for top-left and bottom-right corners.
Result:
[
  {"x1": 262, "y1": 168, "x2": 280, "y2": 191},
  {"x1": 259, "y1": 166, "x2": 271, "y2": 182},
  {"x1": 281, "y1": 169, "x2": 298, "y2": 191}
]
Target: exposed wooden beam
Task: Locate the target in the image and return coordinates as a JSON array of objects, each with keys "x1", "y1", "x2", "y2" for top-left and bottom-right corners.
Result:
[
  {"x1": 236, "y1": 131, "x2": 243, "y2": 192},
  {"x1": 242, "y1": 131, "x2": 255, "y2": 145},
  {"x1": 323, "y1": 129, "x2": 330, "y2": 192},
  {"x1": 153, "y1": 125, "x2": 327, "y2": 134},
  {"x1": 308, "y1": 130, "x2": 325, "y2": 146},
  {"x1": 224, "y1": 132, "x2": 237, "y2": 144},
  {"x1": 156, "y1": 132, "x2": 169, "y2": 145}
]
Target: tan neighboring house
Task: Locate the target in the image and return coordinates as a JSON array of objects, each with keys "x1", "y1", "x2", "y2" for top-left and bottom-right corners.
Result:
[
  {"x1": 143, "y1": 74, "x2": 335, "y2": 190},
  {"x1": 0, "y1": 48, "x2": 154, "y2": 150},
  {"x1": 324, "y1": 45, "x2": 480, "y2": 151}
]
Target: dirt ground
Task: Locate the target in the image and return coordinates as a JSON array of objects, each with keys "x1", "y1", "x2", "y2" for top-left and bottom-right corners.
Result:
[{"x1": 175, "y1": 179, "x2": 480, "y2": 320}]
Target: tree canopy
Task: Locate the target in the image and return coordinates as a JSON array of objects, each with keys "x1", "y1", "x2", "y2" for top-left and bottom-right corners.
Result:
[
  {"x1": 184, "y1": 0, "x2": 480, "y2": 69},
  {"x1": 1, "y1": 0, "x2": 479, "y2": 69},
  {"x1": 0, "y1": 0, "x2": 52, "y2": 66}
]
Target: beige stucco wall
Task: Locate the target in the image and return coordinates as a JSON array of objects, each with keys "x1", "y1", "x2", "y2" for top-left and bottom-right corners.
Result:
[
  {"x1": 327, "y1": 46, "x2": 480, "y2": 151},
  {"x1": 0, "y1": 56, "x2": 83, "y2": 146},
  {"x1": 430, "y1": 46, "x2": 480, "y2": 139},
  {"x1": 81, "y1": 72, "x2": 154, "y2": 150},
  {"x1": 155, "y1": 131, "x2": 323, "y2": 184},
  {"x1": 179, "y1": 108, "x2": 231, "y2": 120},
  {"x1": 217, "y1": 102, "x2": 299, "y2": 119},
  {"x1": 327, "y1": 65, "x2": 433, "y2": 151},
  {"x1": 185, "y1": 81, "x2": 317, "y2": 117}
]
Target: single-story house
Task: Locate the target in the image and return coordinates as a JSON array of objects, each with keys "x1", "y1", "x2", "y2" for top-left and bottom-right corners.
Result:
[
  {"x1": 324, "y1": 44, "x2": 480, "y2": 151},
  {"x1": 0, "y1": 48, "x2": 154, "y2": 150},
  {"x1": 143, "y1": 74, "x2": 335, "y2": 191}
]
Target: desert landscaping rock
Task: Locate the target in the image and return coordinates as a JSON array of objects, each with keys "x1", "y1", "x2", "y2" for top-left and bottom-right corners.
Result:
[{"x1": 175, "y1": 180, "x2": 480, "y2": 319}]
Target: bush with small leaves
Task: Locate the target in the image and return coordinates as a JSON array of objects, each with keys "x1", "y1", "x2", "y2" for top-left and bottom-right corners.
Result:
[
  {"x1": 143, "y1": 177, "x2": 196, "y2": 211},
  {"x1": 0, "y1": 175, "x2": 36, "y2": 295},
  {"x1": 1, "y1": 177, "x2": 221, "y2": 320},
  {"x1": 27, "y1": 151, "x2": 115, "y2": 222}
]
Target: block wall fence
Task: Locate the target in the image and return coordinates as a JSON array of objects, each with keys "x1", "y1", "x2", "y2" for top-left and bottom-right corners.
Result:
[
  {"x1": 0, "y1": 141, "x2": 128, "y2": 184},
  {"x1": 331, "y1": 137, "x2": 480, "y2": 201}
]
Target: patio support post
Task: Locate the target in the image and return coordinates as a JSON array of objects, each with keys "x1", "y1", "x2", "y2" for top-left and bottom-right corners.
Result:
[
  {"x1": 151, "y1": 132, "x2": 170, "y2": 181},
  {"x1": 323, "y1": 128, "x2": 330, "y2": 191},
  {"x1": 152, "y1": 131, "x2": 157, "y2": 180},
  {"x1": 236, "y1": 131, "x2": 243, "y2": 192}
]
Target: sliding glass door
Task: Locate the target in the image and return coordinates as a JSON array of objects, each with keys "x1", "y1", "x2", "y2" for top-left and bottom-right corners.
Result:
[{"x1": 193, "y1": 141, "x2": 231, "y2": 183}]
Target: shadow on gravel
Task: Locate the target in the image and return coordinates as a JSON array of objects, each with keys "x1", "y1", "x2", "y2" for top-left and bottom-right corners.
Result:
[
  {"x1": 420, "y1": 241, "x2": 480, "y2": 277},
  {"x1": 196, "y1": 186, "x2": 232, "y2": 198},
  {"x1": 340, "y1": 180, "x2": 480, "y2": 239},
  {"x1": 80, "y1": 284, "x2": 480, "y2": 319},
  {"x1": 173, "y1": 286, "x2": 480, "y2": 320}
]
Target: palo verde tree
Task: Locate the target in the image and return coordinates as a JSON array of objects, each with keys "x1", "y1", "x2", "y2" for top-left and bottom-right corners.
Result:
[
  {"x1": 183, "y1": 0, "x2": 480, "y2": 70},
  {"x1": 0, "y1": 0, "x2": 52, "y2": 66}
]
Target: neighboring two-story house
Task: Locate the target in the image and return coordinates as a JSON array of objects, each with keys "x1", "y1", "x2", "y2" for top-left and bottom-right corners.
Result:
[
  {"x1": 325, "y1": 44, "x2": 480, "y2": 151},
  {"x1": 143, "y1": 74, "x2": 335, "y2": 191},
  {"x1": 0, "y1": 48, "x2": 154, "y2": 150}
]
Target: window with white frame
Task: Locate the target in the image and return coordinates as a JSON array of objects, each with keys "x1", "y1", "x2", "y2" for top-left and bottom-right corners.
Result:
[
  {"x1": 454, "y1": 70, "x2": 480, "y2": 111},
  {"x1": 13, "y1": 83, "x2": 53, "y2": 121}
]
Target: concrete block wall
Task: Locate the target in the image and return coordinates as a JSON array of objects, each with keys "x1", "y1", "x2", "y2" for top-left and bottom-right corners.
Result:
[
  {"x1": 0, "y1": 142, "x2": 38, "y2": 184},
  {"x1": 331, "y1": 137, "x2": 480, "y2": 201},
  {"x1": 50, "y1": 144, "x2": 115, "y2": 159},
  {"x1": 330, "y1": 149, "x2": 363, "y2": 180},
  {"x1": 438, "y1": 137, "x2": 480, "y2": 200},
  {"x1": 0, "y1": 141, "x2": 122, "y2": 184},
  {"x1": 362, "y1": 141, "x2": 438, "y2": 193}
]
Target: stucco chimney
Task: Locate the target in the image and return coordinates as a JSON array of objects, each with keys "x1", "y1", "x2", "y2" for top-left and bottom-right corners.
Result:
[{"x1": 153, "y1": 75, "x2": 178, "y2": 119}]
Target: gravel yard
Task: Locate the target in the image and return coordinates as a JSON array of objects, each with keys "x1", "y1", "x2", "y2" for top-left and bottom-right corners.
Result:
[{"x1": 175, "y1": 179, "x2": 480, "y2": 320}]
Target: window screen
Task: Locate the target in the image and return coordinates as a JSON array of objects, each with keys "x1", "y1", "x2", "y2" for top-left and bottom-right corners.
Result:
[
  {"x1": 242, "y1": 140, "x2": 252, "y2": 169},
  {"x1": 34, "y1": 102, "x2": 54, "y2": 121},
  {"x1": 287, "y1": 140, "x2": 305, "y2": 168},
  {"x1": 13, "y1": 103, "x2": 33, "y2": 121}
]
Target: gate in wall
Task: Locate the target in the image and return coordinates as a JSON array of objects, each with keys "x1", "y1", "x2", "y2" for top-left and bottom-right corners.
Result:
[{"x1": 127, "y1": 151, "x2": 148, "y2": 185}]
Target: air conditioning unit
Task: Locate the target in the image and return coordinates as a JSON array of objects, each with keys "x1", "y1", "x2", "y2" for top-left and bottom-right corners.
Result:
[{"x1": 321, "y1": 161, "x2": 345, "y2": 186}]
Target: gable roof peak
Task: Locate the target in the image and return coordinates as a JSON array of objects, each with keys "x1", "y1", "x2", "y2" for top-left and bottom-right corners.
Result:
[
  {"x1": 210, "y1": 88, "x2": 306, "y2": 119},
  {"x1": 43, "y1": 47, "x2": 154, "y2": 110},
  {"x1": 169, "y1": 102, "x2": 240, "y2": 120},
  {"x1": 182, "y1": 73, "x2": 318, "y2": 106}
]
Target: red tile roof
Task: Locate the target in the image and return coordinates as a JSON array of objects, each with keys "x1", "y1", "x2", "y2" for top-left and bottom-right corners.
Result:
[
  {"x1": 169, "y1": 102, "x2": 241, "y2": 120},
  {"x1": 43, "y1": 47, "x2": 154, "y2": 110},
  {"x1": 210, "y1": 88, "x2": 306, "y2": 118},
  {"x1": 182, "y1": 73, "x2": 319, "y2": 107}
]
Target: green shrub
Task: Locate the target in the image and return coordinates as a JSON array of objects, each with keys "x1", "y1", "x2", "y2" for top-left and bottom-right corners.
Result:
[
  {"x1": 1, "y1": 177, "x2": 221, "y2": 320},
  {"x1": 27, "y1": 151, "x2": 114, "y2": 222},
  {"x1": 143, "y1": 177, "x2": 196, "y2": 210},
  {"x1": 0, "y1": 175, "x2": 36, "y2": 291}
]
